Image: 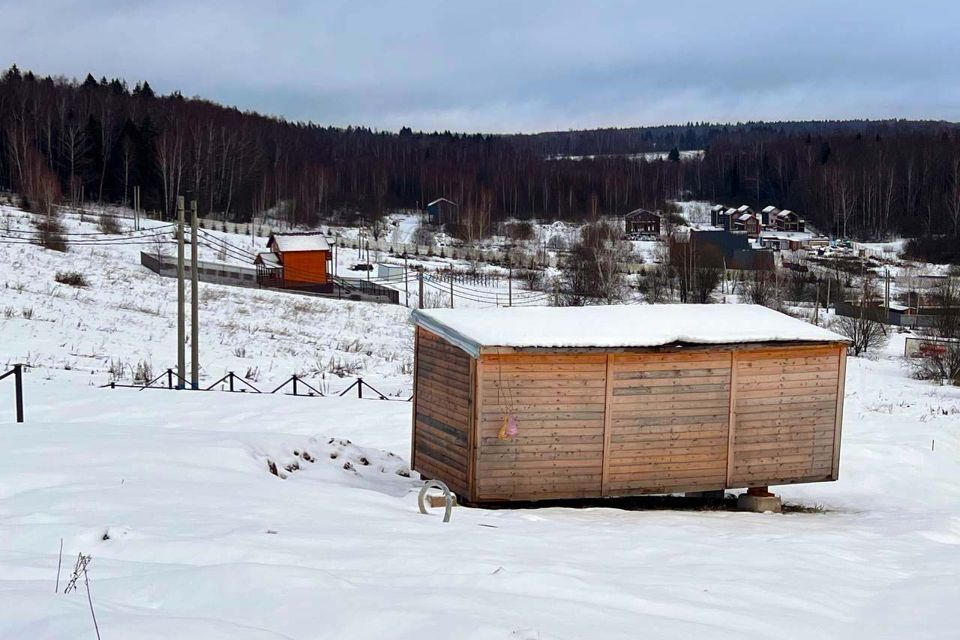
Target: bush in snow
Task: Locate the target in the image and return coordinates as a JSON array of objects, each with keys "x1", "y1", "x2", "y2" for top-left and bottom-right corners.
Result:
[
  {"x1": 33, "y1": 214, "x2": 68, "y2": 252},
  {"x1": 96, "y1": 214, "x2": 122, "y2": 235},
  {"x1": 832, "y1": 314, "x2": 888, "y2": 357},
  {"x1": 55, "y1": 271, "x2": 89, "y2": 287}
]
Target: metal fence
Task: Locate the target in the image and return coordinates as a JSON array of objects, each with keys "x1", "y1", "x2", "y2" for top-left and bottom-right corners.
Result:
[
  {"x1": 140, "y1": 252, "x2": 399, "y2": 304},
  {"x1": 834, "y1": 300, "x2": 946, "y2": 328},
  {"x1": 0, "y1": 364, "x2": 24, "y2": 423},
  {"x1": 904, "y1": 336, "x2": 960, "y2": 358},
  {"x1": 103, "y1": 370, "x2": 410, "y2": 401}
]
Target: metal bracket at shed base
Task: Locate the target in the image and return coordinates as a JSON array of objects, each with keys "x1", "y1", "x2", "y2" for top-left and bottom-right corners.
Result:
[{"x1": 418, "y1": 480, "x2": 453, "y2": 523}]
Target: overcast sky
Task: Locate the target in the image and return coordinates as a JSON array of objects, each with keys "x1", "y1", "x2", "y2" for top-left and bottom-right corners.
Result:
[{"x1": 1, "y1": 0, "x2": 958, "y2": 133}]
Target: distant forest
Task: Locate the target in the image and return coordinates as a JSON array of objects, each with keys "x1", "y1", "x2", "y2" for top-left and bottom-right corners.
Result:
[{"x1": 2, "y1": 65, "x2": 959, "y2": 258}]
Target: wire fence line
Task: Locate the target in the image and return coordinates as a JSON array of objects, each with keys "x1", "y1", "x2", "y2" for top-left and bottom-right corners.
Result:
[{"x1": 102, "y1": 369, "x2": 411, "y2": 402}]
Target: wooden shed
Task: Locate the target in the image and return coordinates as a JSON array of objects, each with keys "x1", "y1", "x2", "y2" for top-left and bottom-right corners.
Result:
[
  {"x1": 256, "y1": 233, "x2": 332, "y2": 290},
  {"x1": 410, "y1": 305, "x2": 849, "y2": 503}
]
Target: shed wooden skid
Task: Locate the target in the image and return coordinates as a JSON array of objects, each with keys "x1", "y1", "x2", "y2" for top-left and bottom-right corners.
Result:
[{"x1": 410, "y1": 306, "x2": 848, "y2": 504}]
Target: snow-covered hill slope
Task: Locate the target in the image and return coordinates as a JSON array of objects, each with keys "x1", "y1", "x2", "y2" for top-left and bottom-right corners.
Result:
[
  {"x1": 0, "y1": 205, "x2": 414, "y2": 394},
  {"x1": 1, "y1": 205, "x2": 959, "y2": 638}
]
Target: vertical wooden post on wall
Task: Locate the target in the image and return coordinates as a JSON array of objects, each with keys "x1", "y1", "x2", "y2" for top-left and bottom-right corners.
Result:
[
  {"x1": 600, "y1": 353, "x2": 615, "y2": 495},
  {"x1": 471, "y1": 355, "x2": 483, "y2": 503},
  {"x1": 466, "y1": 357, "x2": 478, "y2": 504},
  {"x1": 410, "y1": 328, "x2": 420, "y2": 471},
  {"x1": 832, "y1": 347, "x2": 848, "y2": 480},
  {"x1": 725, "y1": 350, "x2": 739, "y2": 487}
]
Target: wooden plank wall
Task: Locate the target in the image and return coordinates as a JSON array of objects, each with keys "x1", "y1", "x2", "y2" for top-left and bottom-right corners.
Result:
[
  {"x1": 415, "y1": 339, "x2": 847, "y2": 503},
  {"x1": 475, "y1": 354, "x2": 607, "y2": 500},
  {"x1": 728, "y1": 345, "x2": 841, "y2": 487},
  {"x1": 605, "y1": 352, "x2": 732, "y2": 495},
  {"x1": 412, "y1": 328, "x2": 473, "y2": 497}
]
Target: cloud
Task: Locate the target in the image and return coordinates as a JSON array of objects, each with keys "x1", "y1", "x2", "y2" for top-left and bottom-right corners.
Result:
[{"x1": 1, "y1": 0, "x2": 957, "y2": 132}]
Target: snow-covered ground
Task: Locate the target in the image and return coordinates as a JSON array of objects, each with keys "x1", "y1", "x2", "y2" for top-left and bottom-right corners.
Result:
[
  {"x1": 2, "y1": 205, "x2": 960, "y2": 638},
  {"x1": 0, "y1": 204, "x2": 413, "y2": 392}
]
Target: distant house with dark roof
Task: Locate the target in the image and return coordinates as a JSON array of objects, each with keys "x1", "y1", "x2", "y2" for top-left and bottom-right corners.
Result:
[
  {"x1": 733, "y1": 212, "x2": 762, "y2": 238},
  {"x1": 775, "y1": 209, "x2": 805, "y2": 232},
  {"x1": 425, "y1": 198, "x2": 458, "y2": 227},
  {"x1": 710, "y1": 204, "x2": 726, "y2": 227},
  {"x1": 710, "y1": 206, "x2": 737, "y2": 230},
  {"x1": 760, "y1": 205, "x2": 779, "y2": 226},
  {"x1": 624, "y1": 208, "x2": 662, "y2": 236},
  {"x1": 676, "y1": 230, "x2": 775, "y2": 271}
]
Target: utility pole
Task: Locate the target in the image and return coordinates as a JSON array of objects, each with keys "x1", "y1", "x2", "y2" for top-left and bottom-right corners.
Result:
[
  {"x1": 403, "y1": 253, "x2": 409, "y2": 308},
  {"x1": 190, "y1": 200, "x2": 199, "y2": 389},
  {"x1": 508, "y1": 266, "x2": 513, "y2": 307},
  {"x1": 450, "y1": 277, "x2": 454, "y2": 308},
  {"x1": 418, "y1": 269, "x2": 424, "y2": 309},
  {"x1": 133, "y1": 185, "x2": 140, "y2": 231},
  {"x1": 884, "y1": 269, "x2": 891, "y2": 317},
  {"x1": 813, "y1": 282, "x2": 820, "y2": 326},
  {"x1": 176, "y1": 196, "x2": 186, "y2": 389}
]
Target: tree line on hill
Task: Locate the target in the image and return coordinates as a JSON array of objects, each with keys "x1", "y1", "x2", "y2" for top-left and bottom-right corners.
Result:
[
  {"x1": 0, "y1": 65, "x2": 675, "y2": 234},
  {"x1": 2, "y1": 65, "x2": 959, "y2": 261}
]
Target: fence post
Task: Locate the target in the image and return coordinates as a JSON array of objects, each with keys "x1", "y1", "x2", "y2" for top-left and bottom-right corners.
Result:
[
  {"x1": 167, "y1": 368, "x2": 173, "y2": 389},
  {"x1": 14, "y1": 364, "x2": 23, "y2": 423},
  {"x1": 358, "y1": 377, "x2": 363, "y2": 399},
  {"x1": 229, "y1": 372, "x2": 235, "y2": 392},
  {"x1": 292, "y1": 374, "x2": 299, "y2": 396}
]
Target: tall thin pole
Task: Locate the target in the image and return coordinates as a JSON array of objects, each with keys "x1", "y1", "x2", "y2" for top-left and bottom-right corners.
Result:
[
  {"x1": 404, "y1": 254, "x2": 409, "y2": 308},
  {"x1": 13, "y1": 363, "x2": 23, "y2": 423},
  {"x1": 176, "y1": 196, "x2": 186, "y2": 389},
  {"x1": 508, "y1": 266, "x2": 513, "y2": 307},
  {"x1": 450, "y1": 277, "x2": 454, "y2": 308},
  {"x1": 133, "y1": 185, "x2": 139, "y2": 231},
  {"x1": 190, "y1": 200, "x2": 199, "y2": 389},
  {"x1": 418, "y1": 270, "x2": 424, "y2": 309}
]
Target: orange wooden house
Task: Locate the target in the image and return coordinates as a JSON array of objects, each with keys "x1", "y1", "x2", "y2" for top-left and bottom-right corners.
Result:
[{"x1": 255, "y1": 233, "x2": 332, "y2": 290}]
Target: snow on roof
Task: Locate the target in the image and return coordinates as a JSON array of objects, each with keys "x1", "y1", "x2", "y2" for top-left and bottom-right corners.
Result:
[
  {"x1": 268, "y1": 234, "x2": 330, "y2": 252},
  {"x1": 762, "y1": 205, "x2": 778, "y2": 213},
  {"x1": 254, "y1": 252, "x2": 281, "y2": 267},
  {"x1": 625, "y1": 208, "x2": 660, "y2": 219},
  {"x1": 411, "y1": 304, "x2": 847, "y2": 357},
  {"x1": 427, "y1": 198, "x2": 457, "y2": 207},
  {"x1": 711, "y1": 204, "x2": 725, "y2": 211},
  {"x1": 737, "y1": 205, "x2": 751, "y2": 212},
  {"x1": 738, "y1": 213, "x2": 754, "y2": 221},
  {"x1": 777, "y1": 209, "x2": 795, "y2": 218},
  {"x1": 724, "y1": 208, "x2": 737, "y2": 215}
]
